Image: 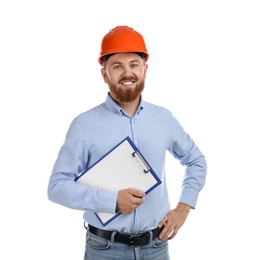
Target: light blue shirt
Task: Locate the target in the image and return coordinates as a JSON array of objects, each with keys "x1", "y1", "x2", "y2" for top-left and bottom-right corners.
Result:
[{"x1": 48, "y1": 94, "x2": 207, "y2": 233}]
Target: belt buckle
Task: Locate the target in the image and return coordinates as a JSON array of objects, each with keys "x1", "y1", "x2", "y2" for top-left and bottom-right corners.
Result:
[{"x1": 129, "y1": 232, "x2": 150, "y2": 247}]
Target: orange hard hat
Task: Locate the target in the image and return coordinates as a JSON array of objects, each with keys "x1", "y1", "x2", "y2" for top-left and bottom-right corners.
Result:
[{"x1": 98, "y1": 26, "x2": 149, "y2": 65}]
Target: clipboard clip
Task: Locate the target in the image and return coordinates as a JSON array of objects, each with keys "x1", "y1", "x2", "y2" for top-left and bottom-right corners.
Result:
[{"x1": 132, "y1": 151, "x2": 150, "y2": 174}]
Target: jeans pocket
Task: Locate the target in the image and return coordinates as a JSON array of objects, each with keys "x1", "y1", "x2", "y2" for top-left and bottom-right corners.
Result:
[
  {"x1": 152, "y1": 237, "x2": 168, "y2": 248},
  {"x1": 86, "y1": 231, "x2": 111, "y2": 250}
]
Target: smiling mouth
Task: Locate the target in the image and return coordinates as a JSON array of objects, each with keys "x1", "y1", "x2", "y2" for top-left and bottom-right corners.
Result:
[{"x1": 121, "y1": 81, "x2": 135, "y2": 86}]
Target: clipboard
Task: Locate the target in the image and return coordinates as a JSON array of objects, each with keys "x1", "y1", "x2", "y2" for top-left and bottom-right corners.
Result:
[{"x1": 75, "y1": 136, "x2": 162, "y2": 226}]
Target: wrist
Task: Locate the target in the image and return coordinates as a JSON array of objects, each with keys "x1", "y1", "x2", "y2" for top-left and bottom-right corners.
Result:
[{"x1": 176, "y1": 202, "x2": 191, "y2": 215}]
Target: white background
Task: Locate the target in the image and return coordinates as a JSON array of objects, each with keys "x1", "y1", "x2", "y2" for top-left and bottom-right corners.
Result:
[{"x1": 0, "y1": 0, "x2": 252, "y2": 259}]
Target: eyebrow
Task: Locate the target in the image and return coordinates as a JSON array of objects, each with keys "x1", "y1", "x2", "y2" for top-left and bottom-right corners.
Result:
[{"x1": 111, "y1": 59, "x2": 141, "y2": 66}]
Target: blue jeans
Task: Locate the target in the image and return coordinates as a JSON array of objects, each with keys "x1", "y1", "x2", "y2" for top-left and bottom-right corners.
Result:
[{"x1": 84, "y1": 230, "x2": 169, "y2": 260}]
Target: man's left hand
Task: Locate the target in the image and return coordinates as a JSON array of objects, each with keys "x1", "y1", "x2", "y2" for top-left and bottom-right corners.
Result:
[{"x1": 158, "y1": 202, "x2": 191, "y2": 240}]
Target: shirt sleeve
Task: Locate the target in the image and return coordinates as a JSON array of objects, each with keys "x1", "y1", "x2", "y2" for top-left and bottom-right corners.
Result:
[
  {"x1": 47, "y1": 117, "x2": 118, "y2": 214},
  {"x1": 168, "y1": 115, "x2": 207, "y2": 209}
]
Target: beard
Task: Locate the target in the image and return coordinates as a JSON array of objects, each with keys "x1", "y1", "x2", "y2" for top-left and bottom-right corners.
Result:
[{"x1": 109, "y1": 77, "x2": 145, "y2": 103}]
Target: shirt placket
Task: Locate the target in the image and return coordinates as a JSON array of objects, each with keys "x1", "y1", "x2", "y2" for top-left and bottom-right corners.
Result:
[
  {"x1": 129, "y1": 115, "x2": 143, "y2": 232},
  {"x1": 130, "y1": 116, "x2": 139, "y2": 148}
]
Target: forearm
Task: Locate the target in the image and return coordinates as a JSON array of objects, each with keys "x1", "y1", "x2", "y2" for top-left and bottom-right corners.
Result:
[
  {"x1": 180, "y1": 153, "x2": 207, "y2": 208},
  {"x1": 48, "y1": 172, "x2": 118, "y2": 213}
]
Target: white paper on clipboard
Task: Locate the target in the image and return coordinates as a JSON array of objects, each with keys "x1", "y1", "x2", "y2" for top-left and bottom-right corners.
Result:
[{"x1": 75, "y1": 136, "x2": 162, "y2": 226}]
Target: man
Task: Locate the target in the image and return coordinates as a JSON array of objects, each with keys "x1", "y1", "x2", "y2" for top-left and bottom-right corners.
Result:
[{"x1": 48, "y1": 25, "x2": 207, "y2": 260}]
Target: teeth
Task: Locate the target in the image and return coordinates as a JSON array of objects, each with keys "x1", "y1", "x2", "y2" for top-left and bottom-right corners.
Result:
[{"x1": 122, "y1": 81, "x2": 133, "y2": 85}]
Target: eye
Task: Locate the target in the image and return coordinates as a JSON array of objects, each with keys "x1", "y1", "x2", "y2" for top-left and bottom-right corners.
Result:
[
  {"x1": 113, "y1": 64, "x2": 122, "y2": 70},
  {"x1": 130, "y1": 63, "x2": 139, "y2": 68}
]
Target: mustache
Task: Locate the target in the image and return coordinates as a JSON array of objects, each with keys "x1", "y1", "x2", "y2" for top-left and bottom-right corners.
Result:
[{"x1": 118, "y1": 76, "x2": 138, "y2": 83}]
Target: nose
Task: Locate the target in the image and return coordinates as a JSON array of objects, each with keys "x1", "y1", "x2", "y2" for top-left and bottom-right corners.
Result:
[{"x1": 121, "y1": 66, "x2": 132, "y2": 77}]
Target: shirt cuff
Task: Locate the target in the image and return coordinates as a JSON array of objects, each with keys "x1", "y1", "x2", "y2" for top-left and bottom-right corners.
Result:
[
  {"x1": 98, "y1": 190, "x2": 118, "y2": 214},
  {"x1": 179, "y1": 189, "x2": 199, "y2": 209}
]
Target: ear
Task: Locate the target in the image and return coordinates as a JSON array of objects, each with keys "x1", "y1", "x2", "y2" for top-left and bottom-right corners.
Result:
[
  {"x1": 144, "y1": 63, "x2": 148, "y2": 79},
  {"x1": 101, "y1": 68, "x2": 109, "y2": 83}
]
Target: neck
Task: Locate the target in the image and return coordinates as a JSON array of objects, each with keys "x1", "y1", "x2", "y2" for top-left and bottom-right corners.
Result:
[{"x1": 110, "y1": 93, "x2": 141, "y2": 117}]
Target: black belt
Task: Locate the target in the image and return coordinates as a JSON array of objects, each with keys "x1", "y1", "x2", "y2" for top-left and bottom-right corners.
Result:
[{"x1": 87, "y1": 224, "x2": 163, "y2": 247}]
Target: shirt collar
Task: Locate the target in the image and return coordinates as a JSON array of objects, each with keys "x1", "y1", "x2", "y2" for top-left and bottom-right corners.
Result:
[{"x1": 104, "y1": 93, "x2": 144, "y2": 116}]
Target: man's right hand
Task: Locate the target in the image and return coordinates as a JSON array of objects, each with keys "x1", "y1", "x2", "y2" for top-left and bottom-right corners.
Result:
[{"x1": 116, "y1": 188, "x2": 145, "y2": 215}]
